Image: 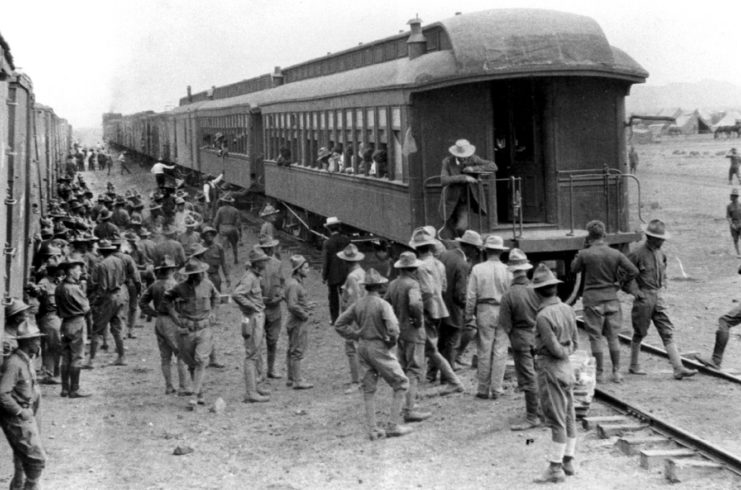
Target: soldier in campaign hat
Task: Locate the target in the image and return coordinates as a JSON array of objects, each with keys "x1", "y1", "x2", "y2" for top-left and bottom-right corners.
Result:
[
  {"x1": 284, "y1": 255, "x2": 315, "y2": 390},
  {"x1": 727, "y1": 188, "x2": 741, "y2": 256},
  {"x1": 337, "y1": 243, "x2": 366, "y2": 392},
  {"x1": 322, "y1": 217, "x2": 350, "y2": 325},
  {"x1": 256, "y1": 235, "x2": 284, "y2": 379}
]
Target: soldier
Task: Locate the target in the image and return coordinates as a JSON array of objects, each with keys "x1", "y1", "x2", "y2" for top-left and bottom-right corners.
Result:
[
  {"x1": 257, "y1": 235, "x2": 284, "y2": 379},
  {"x1": 530, "y1": 264, "x2": 578, "y2": 483},
  {"x1": 337, "y1": 243, "x2": 365, "y2": 393},
  {"x1": 233, "y1": 249, "x2": 272, "y2": 403},
  {"x1": 213, "y1": 193, "x2": 242, "y2": 265},
  {"x1": 385, "y1": 251, "x2": 431, "y2": 423},
  {"x1": 0, "y1": 322, "x2": 47, "y2": 490},
  {"x1": 37, "y1": 263, "x2": 64, "y2": 385},
  {"x1": 409, "y1": 228, "x2": 465, "y2": 395},
  {"x1": 570, "y1": 220, "x2": 638, "y2": 383},
  {"x1": 335, "y1": 268, "x2": 412, "y2": 440},
  {"x1": 140, "y1": 256, "x2": 190, "y2": 395},
  {"x1": 727, "y1": 188, "x2": 741, "y2": 256},
  {"x1": 55, "y1": 256, "x2": 92, "y2": 398},
  {"x1": 152, "y1": 226, "x2": 186, "y2": 268},
  {"x1": 625, "y1": 220, "x2": 697, "y2": 379},
  {"x1": 284, "y1": 255, "x2": 315, "y2": 390},
  {"x1": 259, "y1": 204, "x2": 280, "y2": 237},
  {"x1": 111, "y1": 197, "x2": 131, "y2": 229},
  {"x1": 113, "y1": 235, "x2": 142, "y2": 341},
  {"x1": 178, "y1": 217, "x2": 201, "y2": 251},
  {"x1": 86, "y1": 239, "x2": 128, "y2": 368},
  {"x1": 321, "y1": 217, "x2": 350, "y2": 325},
  {"x1": 500, "y1": 249, "x2": 541, "y2": 431},
  {"x1": 93, "y1": 209, "x2": 119, "y2": 240},
  {"x1": 3, "y1": 300, "x2": 31, "y2": 372},
  {"x1": 465, "y1": 234, "x2": 512, "y2": 399},
  {"x1": 165, "y1": 259, "x2": 219, "y2": 407}
]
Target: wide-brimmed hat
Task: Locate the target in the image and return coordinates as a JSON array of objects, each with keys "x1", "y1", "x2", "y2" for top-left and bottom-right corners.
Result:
[
  {"x1": 98, "y1": 209, "x2": 112, "y2": 220},
  {"x1": 257, "y1": 234, "x2": 279, "y2": 248},
  {"x1": 69, "y1": 200, "x2": 83, "y2": 211},
  {"x1": 317, "y1": 147, "x2": 331, "y2": 160},
  {"x1": 201, "y1": 226, "x2": 217, "y2": 236},
  {"x1": 449, "y1": 139, "x2": 476, "y2": 159},
  {"x1": 732, "y1": 188, "x2": 740, "y2": 197},
  {"x1": 530, "y1": 263, "x2": 563, "y2": 289},
  {"x1": 175, "y1": 197, "x2": 186, "y2": 205},
  {"x1": 58, "y1": 255, "x2": 86, "y2": 270},
  {"x1": 131, "y1": 199, "x2": 144, "y2": 209},
  {"x1": 290, "y1": 254, "x2": 307, "y2": 273},
  {"x1": 123, "y1": 231, "x2": 138, "y2": 242},
  {"x1": 175, "y1": 190, "x2": 189, "y2": 199},
  {"x1": 643, "y1": 219, "x2": 671, "y2": 240},
  {"x1": 483, "y1": 234, "x2": 509, "y2": 251},
  {"x1": 360, "y1": 268, "x2": 388, "y2": 286},
  {"x1": 184, "y1": 217, "x2": 197, "y2": 228},
  {"x1": 14, "y1": 321, "x2": 45, "y2": 339},
  {"x1": 507, "y1": 248, "x2": 533, "y2": 271},
  {"x1": 394, "y1": 251, "x2": 423, "y2": 269},
  {"x1": 162, "y1": 225, "x2": 178, "y2": 237},
  {"x1": 149, "y1": 203, "x2": 162, "y2": 211},
  {"x1": 130, "y1": 215, "x2": 143, "y2": 226},
  {"x1": 155, "y1": 255, "x2": 178, "y2": 271},
  {"x1": 5, "y1": 298, "x2": 31, "y2": 318},
  {"x1": 260, "y1": 204, "x2": 280, "y2": 217},
  {"x1": 455, "y1": 230, "x2": 483, "y2": 247},
  {"x1": 40, "y1": 227, "x2": 54, "y2": 238},
  {"x1": 188, "y1": 243, "x2": 208, "y2": 257},
  {"x1": 97, "y1": 239, "x2": 117, "y2": 251},
  {"x1": 114, "y1": 196, "x2": 126, "y2": 206},
  {"x1": 337, "y1": 243, "x2": 365, "y2": 262},
  {"x1": 324, "y1": 216, "x2": 341, "y2": 228},
  {"x1": 179, "y1": 259, "x2": 209, "y2": 275},
  {"x1": 219, "y1": 193, "x2": 235, "y2": 203},
  {"x1": 138, "y1": 227, "x2": 151, "y2": 238},
  {"x1": 248, "y1": 248, "x2": 270, "y2": 264},
  {"x1": 408, "y1": 228, "x2": 437, "y2": 249}
]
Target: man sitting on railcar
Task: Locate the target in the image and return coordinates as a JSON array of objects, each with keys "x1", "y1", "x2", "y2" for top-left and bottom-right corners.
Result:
[{"x1": 440, "y1": 139, "x2": 497, "y2": 238}]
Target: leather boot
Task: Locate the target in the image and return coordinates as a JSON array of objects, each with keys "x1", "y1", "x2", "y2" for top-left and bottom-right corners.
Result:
[
  {"x1": 285, "y1": 358, "x2": 294, "y2": 387},
  {"x1": 68, "y1": 368, "x2": 92, "y2": 398},
  {"x1": 609, "y1": 349, "x2": 623, "y2": 383},
  {"x1": 292, "y1": 360, "x2": 314, "y2": 390},
  {"x1": 113, "y1": 334, "x2": 127, "y2": 365},
  {"x1": 534, "y1": 462, "x2": 566, "y2": 484},
  {"x1": 10, "y1": 457, "x2": 24, "y2": 489},
  {"x1": 243, "y1": 361, "x2": 269, "y2": 402},
  {"x1": 628, "y1": 341, "x2": 647, "y2": 375},
  {"x1": 562, "y1": 456, "x2": 576, "y2": 476},
  {"x1": 403, "y1": 378, "x2": 431, "y2": 422},
  {"x1": 162, "y1": 361, "x2": 175, "y2": 394},
  {"x1": 348, "y1": 351, "x2": 360, "y2": 384},
  {"x1": 267, "y1": 348, "x2": 281, "y2": 379},
  {"x1": 83, "y1": 339, "x2": 98, "y2": 369},
  {"x1": 511, "y1": 391, "x2": 542, "y2": 430},
  {"x1": 666, "y1": 342, "x2": 697, "y2": 379},
  {"x1": 697, "y1": 329, "x2": 729, "y2": 369},
  {"x1": 593, "y1": 351, "x2": 605, "y2": 383},
  {"x1": 60, "y1": 365, "x2": 70, "y2": 397},
  {"x1": 386, "y1": 389, "x2": 413, "y2": 437},
  {"x1": 364, "y1": 393, "x2": 385, "y2": 440}
]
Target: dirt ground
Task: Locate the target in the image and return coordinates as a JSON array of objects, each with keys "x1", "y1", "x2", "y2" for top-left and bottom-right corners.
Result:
[{"x1": 3, "y1": 141, "x2": 741, "y2": 489}]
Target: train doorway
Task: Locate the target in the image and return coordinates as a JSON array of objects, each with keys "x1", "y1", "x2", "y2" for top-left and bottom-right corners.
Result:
[{"x1": 492, "y1": 80, "x2": 546, "y2": 223}]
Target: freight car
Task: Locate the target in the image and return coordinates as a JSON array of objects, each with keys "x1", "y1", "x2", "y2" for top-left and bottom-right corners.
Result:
[
  {"x1": 105, "y1": 8, "x2": 647, "y2": 278},
  {"x1": 1, "y1": 32, "x2": 71, "y2": 329}
]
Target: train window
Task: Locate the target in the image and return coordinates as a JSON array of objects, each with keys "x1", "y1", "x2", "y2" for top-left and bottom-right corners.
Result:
[
  {"x1": 392, "y1": 107, "x2": 401, "y2": 129},
  {"x1": 366, "y1": 109, "x2": 375, "y2": 128},
  {"x1": 378, "y1": 108, "x2": 387, "y2": 128},
  {"x1": 385, "y1": 42, "x2": 396, "y2": 60},
  {"x1": 328, "y1": 111, "x2": 334, "y2": 129},
  {"x1": 313, "y1": 112, "x2": 318, "y2": 128},
  {"x1": 374, "y1": 45, "x2": 384, "y2": 63},
  {"x1": 320, "y1": 112, "x2": 326, "y2": 129}
]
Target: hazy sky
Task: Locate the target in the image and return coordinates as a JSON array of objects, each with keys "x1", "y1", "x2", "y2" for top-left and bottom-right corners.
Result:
[{"x1": 3, "y1": 0, "x2": 740, "y2": 128}]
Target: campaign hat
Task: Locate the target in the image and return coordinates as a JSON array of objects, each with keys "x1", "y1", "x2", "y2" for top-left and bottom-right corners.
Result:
[
  {"x1": 448, "y1": 139, "x2": 476, "y2": 159},
  {"x1": 408, "y1": 228, "x2": 437, "y2": 249},
  {"x1": 219, "y1": 193, "x2": 235, "y2": 203},
  {"x1": 394, "y1": 251, "x2": 423, "y2": 269},
  {"x1": 360, "y1": 268, "x2": 388, "y2": 286},
  {"x1": 98, "y1": 209, "x2": 112, "y2": 221},
  {"x1": 138, "y1": 227, "x2": 151, "y2": 238},
  {"x1": 201, "y1": 226, "x2": 217, "y2": 237},
  {"x1": 732, "y1": 188, "x2": 740, "y2": 197},
  {"x1": 155, "y1": 255, "x2": 178, "y2": 271},
  {"x1": 530, "y1": 263, "x2": 563, "y2": 289},
  {"x1": 324, "y1": 216, "x2": 341, "y2": 227},
  {"x1": 290, "y1": 254, "x2": 308, "y2": 273},
  {"x1": 337, "y1": 243, "x2": 365, "y2": 262},
  {"x1": 123, "y1": 231, "x2": 138, "y2": 242},
  {"x1": 179, "y1": 259, "x2": 209, "y2": 275},
  {"x1": 57, "y1": 255, "x2": 86, "y2": 270},
  {"x1": 96, "y1": 239, "x2": 117, "y2": 251},
  {"x1": 482, "y1": 234, "x2": 509, "y2": 251},
  {"x1": 15, "y1": 321, "x2": 45, "y2": 339},
  {"x1": 257, "y1": 234, "x2": 279, "y2": 248},
  {"x1": 188, "y1": 243, "x2": 208, "y2": 258},
  {"x1": 248, "y1": 248, "x2": 270, "y2": 264},
  {"x1": 455, "y1": 230, "x2": 483, "y2": 247},
  {"x1": 5, "y1": 298, "x2": 31, "y2": 318},
  {"x1": 643, "y1": 219, "x2": 671, "y2": 240},
  {"x1": 260, "y1": 204, "x2": 280, "y2": 217},
  {"x1": 507, "y1": 248, "x2": 533, "y2": 271}
]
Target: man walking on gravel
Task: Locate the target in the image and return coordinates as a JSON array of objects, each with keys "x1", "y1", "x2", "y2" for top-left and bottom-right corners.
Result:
[
  {"x1": 322, "y1": 217, "x2": 350, "y2": 325},
  {"x1": 284, "y1": 255, "x2": 315, "y2": 390},
  {"x1": 727, "y1": 188, "x2": 741, "y2": 256},
  {"x1": 727, "y1": 148, "x2": 741, "y2": 185},
  {"x1": 571, "y1": 220, "x2": 638, "y2": 384}
]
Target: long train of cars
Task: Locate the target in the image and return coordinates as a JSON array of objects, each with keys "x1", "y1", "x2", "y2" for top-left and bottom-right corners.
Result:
[
  {"x1": 104, "y1": 8, "x2": 647, "y2": 289},
  {"x1": 0, "y1": 34, "x2": 73, "y2": 330}
]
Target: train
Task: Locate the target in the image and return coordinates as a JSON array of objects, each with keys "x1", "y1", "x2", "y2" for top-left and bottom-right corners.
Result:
[
  {"x1": 0, "y1": 32, "x2": 73, "y2": 329},
  {"x1": 104, "y1": 8, "x2": 648, "y2": 285}
]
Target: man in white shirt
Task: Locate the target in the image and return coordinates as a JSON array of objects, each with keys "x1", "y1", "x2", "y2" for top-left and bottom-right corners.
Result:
[
  {"x1": 202, "y1": 174, "x2": 224, "y2": 222},
  {"x1": 151, "y1": 161, "x2": 176, "y2": 189}
]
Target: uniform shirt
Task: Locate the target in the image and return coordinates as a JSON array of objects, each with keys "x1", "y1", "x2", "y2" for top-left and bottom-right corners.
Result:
[
  {"x1": 260, "y1": 221, "x2": 275, "y2": 237},
  {"x1": 232, "y1": 268, "x2": 265, "y2": 315},
  {"x1": 570, "y1": 240, "x2": 638, "y2": 305},
  {"x1": 335, "y1": 293, "x2": 400, "y2": 343},
  {"x1": 321, "y1": 233, "x2": 350, "y2": 286},
  {"x1": 385, "y1": 275, "x2": 425, "y2": 343},
  {"x1": 91, "y1": 254, "x2": 126, "y2": 293},
  {"x1": 201, "y1": 242, "x2": 228, "y2": 278},
  {"x1": 214, "y1": 205, "x2": 241, "y2": 231},
  {"x1": 140, "y1": 277, "x2": 178, "y2": 316},
  {"x1": 37, "y1": 276, "x2": 59, "y2": 316},
  {"x1": 114, "y1": 251, "x2": 142, "y2": 290},
  {"x1": 165, "y1": 278, "x2": 218, "y2": 321},
  {"x1": 285, "y1": 275, "x2": 309, "y2": 324},
  {"x1": 178, "y1": 230, "x2": 201, "y2": 251},
  {"x1": 112, "y1": 207, "x2": 130, "y2": 228},
  {"x1": 625, "y1": 242, "x2": 667, "y2": 293},
  {"x1": 261, "y1": 257, "x2": 284, "y2": 312},
  {"x1": 341, "y1": 265, "x2": 365, "y2": 310},
  {"x1": 152, "y1": 239, "x2": 186, "y2": 268},
  {"x1": 535, "y1": 296, "x2": 578, "y2": 375},
  {"x1": 728, "y1": 201, "x2": 741, "y2": 226},
  {"x1": 93, "y1": 221, "x2": 119, "y2": 240},
  {"x1": 138, "y1": 238, "x2": 157, "y2": 265},
  {"x1": 0, "y1": 350, "x2": 40, "y2": 416},
  {"x1": 418, "y1": 254, "x2": 449, "y2": 320},
  {"x1": 499, "y1": 275, "x2": 540, "y2": 350},
  {"x1": 465, "y1": 257, "x2": 511, "y2": 321},
  {"x1": 151, "y1": 162, "x2": 175, "y2": 175},
  {"x1": 439, "y1": 246, "x2": 469, "y2": 328},
  {"x1": 55, "y1": 277, "x2": 90, "y2": 318}
]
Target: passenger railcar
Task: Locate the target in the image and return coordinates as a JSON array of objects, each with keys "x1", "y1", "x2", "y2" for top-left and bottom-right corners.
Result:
[{"x1": 109, "y1": 9, "x2": 648, "y2": 274}]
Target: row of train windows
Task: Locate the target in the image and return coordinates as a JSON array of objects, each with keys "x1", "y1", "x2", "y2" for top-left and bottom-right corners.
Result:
[
  {"x1": 263, "y1": 107, "x2": 406, "y2": 182},
  {"x1": 197, "y1": 114, "x2": 250, "y2": 155}
]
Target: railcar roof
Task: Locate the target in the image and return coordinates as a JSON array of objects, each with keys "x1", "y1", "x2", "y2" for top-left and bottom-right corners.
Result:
[{"x1": 173, "y1": 8, "x2": 647, "y2": 115}]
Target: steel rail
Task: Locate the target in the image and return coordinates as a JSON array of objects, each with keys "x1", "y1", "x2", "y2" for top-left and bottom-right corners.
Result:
[{"x1": 594, "y1": 388, "x2": 741, "y2": 476}]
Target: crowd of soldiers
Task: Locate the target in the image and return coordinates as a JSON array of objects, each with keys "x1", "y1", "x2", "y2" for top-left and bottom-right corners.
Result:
[{"x1": 0, "y1": 147, "x2": 709, "y2": 486}]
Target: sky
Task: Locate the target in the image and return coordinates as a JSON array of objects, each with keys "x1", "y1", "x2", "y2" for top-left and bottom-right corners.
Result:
[{"x1": 3, "y1": 0, "x2": 740, "y2": 130}]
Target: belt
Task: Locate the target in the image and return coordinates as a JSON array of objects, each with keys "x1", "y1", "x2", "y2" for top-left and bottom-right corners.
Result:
[
  {"x1": 181, "y1": 317, "x2": 210, "y2": 331},
  {"x1": 477, "y1": 299, "x2": 500, "y2": 306}
]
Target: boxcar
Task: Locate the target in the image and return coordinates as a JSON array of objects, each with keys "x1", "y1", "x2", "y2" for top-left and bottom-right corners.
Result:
[{"x1": 113, "y1": 9, "x2": 648, "y2": 272}]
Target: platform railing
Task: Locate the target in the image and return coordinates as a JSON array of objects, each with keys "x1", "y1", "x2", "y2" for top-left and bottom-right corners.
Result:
[
  {"x1": 557, "y1": 166, "x2": 644, "y2": 236},
  {"x1": 423, "y1": 174, "x2": 523, "y2": 240}
]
